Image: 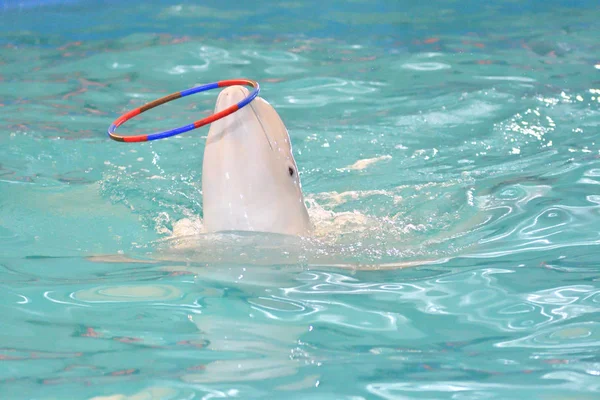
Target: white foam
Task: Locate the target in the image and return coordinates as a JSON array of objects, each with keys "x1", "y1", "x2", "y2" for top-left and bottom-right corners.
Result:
[
  {"x1": 400, "y1": 62, "x2": 451, "y2": 71},
  {"x1": 338, "y1": 155, "x2": 392, "y2": 171}
]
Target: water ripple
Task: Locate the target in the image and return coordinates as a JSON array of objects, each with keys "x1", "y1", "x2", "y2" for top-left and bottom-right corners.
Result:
[
  {"x1": 400, "y1": 62, "x2": 452, "y2": 71},
  {"x1": 1, "y1": 1, "x2": 600, "y2": 398},
  {"x1": 72, "y1": 284, "x2": 184, "y2": 303}
]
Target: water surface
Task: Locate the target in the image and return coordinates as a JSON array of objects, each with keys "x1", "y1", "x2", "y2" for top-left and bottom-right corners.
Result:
[{"x1": 1, "y1": 0, "x2": 600, "y2": 399}]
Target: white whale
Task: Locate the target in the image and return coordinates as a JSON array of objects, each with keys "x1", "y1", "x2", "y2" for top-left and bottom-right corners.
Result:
[
  {"x1": 202, "y1": 85, "x2": 312, "y2": 236},
  {"x1": 85, "y1": 85, "x2": 455, "y2": 269}
]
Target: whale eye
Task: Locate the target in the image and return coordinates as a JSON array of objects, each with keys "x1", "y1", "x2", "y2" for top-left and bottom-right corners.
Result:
[{"x1": 288, "y1": 167, "x2": 295, "y2": 177}]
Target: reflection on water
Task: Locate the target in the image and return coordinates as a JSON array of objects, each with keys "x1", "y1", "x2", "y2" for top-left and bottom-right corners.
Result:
[{"x1": 73, "y1": 284, "x2": 184, "y2": 303}]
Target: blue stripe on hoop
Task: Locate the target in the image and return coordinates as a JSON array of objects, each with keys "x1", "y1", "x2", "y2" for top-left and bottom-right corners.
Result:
[
  {"x1": 236, "y1": 87, "x2": 260, "y2": 109},
  {"x1": 180, "y1": 82, "x2": 220, "y2": 98},
  {"x1": 149, "y1": 123, "x2": 197, "y2": 141}
]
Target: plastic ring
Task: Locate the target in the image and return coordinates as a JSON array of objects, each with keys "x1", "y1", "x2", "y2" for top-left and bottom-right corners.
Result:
[{"x1": 107, "y1": 79, "x2": 260, "y2": 143}]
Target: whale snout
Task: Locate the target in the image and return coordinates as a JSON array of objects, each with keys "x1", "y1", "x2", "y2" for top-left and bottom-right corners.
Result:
[
  {"x1": 215, "y1": 85, "x2": 251, "y2": 113},
  {"x1": 209, "y1": 85, "x2": 275, "y2": 150}
]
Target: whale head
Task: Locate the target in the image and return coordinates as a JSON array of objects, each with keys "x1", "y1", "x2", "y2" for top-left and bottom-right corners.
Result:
[{"x1": 201, "y1": 85, "x2": 312, "y2": 236}]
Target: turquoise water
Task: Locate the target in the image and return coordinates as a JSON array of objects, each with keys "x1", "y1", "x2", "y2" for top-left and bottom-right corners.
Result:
[{"x1": 1, "y1": 0, "x2": 600, "y2": 398}]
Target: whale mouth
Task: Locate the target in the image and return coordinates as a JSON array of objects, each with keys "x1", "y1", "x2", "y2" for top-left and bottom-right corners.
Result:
[{"x1": 249, "y1": 100, "x2": 274, "y2": 150}]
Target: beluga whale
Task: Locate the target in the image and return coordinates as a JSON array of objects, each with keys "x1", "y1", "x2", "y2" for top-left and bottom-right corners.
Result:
[
  {"x1": 78, "y1": 84, "x2": 463, "y2": 270},
  {"x1": 201, "y1": 85, "x2": 312, "y2": 236}
]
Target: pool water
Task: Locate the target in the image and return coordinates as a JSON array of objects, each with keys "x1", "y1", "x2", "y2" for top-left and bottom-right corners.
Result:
[{"x1": 1, "y1": 0, "x2": 600, "y2": 398}]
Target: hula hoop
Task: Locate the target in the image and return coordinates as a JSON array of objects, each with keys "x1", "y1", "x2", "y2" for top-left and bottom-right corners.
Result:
[{"x1": 107, "y1": 79, "x2": 260, "y2": 143}]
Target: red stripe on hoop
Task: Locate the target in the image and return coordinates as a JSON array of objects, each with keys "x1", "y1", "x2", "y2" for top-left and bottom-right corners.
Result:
[
  {"x1": 194, "y1": 104, "x2": 240, "y2": 128},
  {"x1": 115, "y1": 108, "x2": 141, "y2": 127},
  {"x1": 123, "y1": 135, "x2": 148, "y2": 143},
  {"x1": 217, "y1": 79, "x2": 253, "y2": 87}
]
